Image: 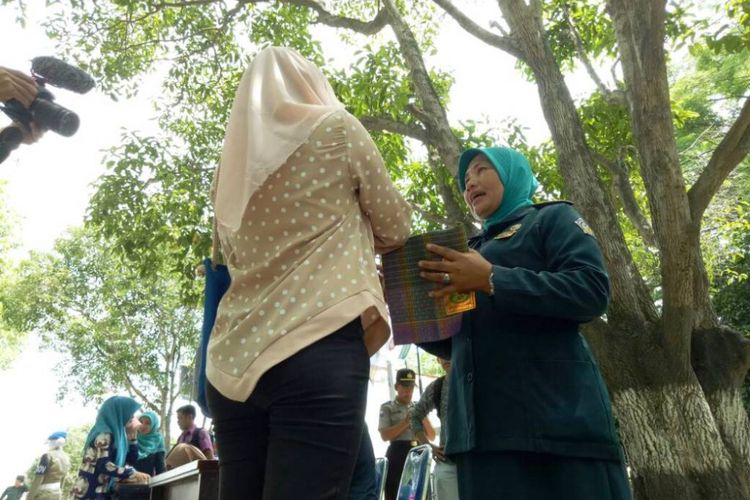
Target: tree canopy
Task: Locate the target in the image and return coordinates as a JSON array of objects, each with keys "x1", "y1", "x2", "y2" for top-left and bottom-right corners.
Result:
[{"x1": 4, "y1": 227, "x2": 199, "y2": 444}]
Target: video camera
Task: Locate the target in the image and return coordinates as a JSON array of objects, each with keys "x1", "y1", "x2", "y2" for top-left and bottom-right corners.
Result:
[{"x1": 0, "y1": 56, "x2": 95, "y2": 163}]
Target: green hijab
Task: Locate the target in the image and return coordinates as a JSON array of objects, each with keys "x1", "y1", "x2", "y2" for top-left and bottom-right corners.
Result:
[
  {"x1": 83, "y1": 396, "x2": 141, "y2": 468},
  {"x1": 458, "y1": 147, "x2": 539, "y2": 230},
  {"x1": 136, "y1": 410, "x2": 166, "y2": 460}
]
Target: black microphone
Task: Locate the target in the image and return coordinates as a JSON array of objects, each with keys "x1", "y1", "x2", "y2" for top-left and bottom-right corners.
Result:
[{"x1": 31, "y1": 56, "x2": 95, "y2": 94}]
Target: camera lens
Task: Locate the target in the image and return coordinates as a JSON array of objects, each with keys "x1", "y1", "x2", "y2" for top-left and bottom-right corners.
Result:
[{"x1": 31, "y1": 98, "x2": 80, "y2": 137}]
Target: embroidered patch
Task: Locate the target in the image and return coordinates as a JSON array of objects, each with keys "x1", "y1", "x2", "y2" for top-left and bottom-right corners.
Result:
[
  {"x1": 494, "y1": 223, "x2": 522, "y2": 240},
  {"x1": 575, "y1": 218, "x2": 595, "y2": 237}
]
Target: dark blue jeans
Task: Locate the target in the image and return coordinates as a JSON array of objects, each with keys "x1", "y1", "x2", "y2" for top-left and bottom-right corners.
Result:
[
  {"x1": 348, "y1": 424, "x2": 378, "y2": 500},
  {"x1": 207, "y1": 320, "x2": 369, "y2": 500}
]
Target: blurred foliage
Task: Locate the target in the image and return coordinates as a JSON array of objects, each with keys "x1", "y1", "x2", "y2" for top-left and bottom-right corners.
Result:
[{"x1": 2, "y1": 227, "x2": 198, "y2": 430}]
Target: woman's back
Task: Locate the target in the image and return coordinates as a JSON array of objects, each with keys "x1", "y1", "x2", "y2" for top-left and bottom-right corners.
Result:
[{"x1": 208, "y1": 109, "x2": 411, "y2": 401}]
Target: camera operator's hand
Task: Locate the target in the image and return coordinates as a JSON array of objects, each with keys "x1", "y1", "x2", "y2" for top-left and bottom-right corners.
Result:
[
  {"x1": 0, "y1": 66, "x2": 38, "y2": 107},
  {"x1": 14, "y1": 121, "x2": 44, "y2": 144}
]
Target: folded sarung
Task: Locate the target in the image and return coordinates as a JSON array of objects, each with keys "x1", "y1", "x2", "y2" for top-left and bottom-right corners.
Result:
[{"x1": 382, "y1": 225, "x2": 476, "y2": 345}]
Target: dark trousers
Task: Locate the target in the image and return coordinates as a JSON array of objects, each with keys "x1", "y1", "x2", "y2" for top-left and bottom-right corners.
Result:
[
  {"x1": 384, "y1": 441, "x2": 412, "y2": 500},
  {"x1": 207, "y1": 320, "x2": 369, "y2": 500},
  {"x1": 347, "y1": 424, "x2": 378, "y2": 500}
]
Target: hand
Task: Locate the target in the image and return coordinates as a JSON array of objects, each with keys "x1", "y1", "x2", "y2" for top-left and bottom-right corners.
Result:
[
  {"x1": 125, "y1": 417, "x2": 141, "y2": 440},
  {"x1": 418, "y1": 243, "x2": 492, "y2": 299},
  {"x1": 376, "y1": 263, "x2": 385, "y2": 290},
  {"x1": 430, "y1": 444, "x2": 447, "y2": 462},
  {"x1": 120, "y1": 471, "x2": 150, "y2": 484},
  {"x1": 0, "y1": 67, "x2": 38, "y2": 107},
  {"x1": 14, "y1": 121, "x2": 44, "y2": 144}
]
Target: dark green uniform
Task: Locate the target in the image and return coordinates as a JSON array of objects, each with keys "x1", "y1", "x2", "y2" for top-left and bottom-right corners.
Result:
[{"x1": 420, "y1": 202, "x2": 631, "y2": 499}]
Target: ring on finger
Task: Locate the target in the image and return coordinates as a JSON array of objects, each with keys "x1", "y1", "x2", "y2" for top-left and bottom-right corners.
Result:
[{"x1": 442, "y1": 273, "x2": 451, "y2": 285}]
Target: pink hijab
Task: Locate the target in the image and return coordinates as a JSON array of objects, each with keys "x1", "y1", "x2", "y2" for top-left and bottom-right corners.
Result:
[{"x1": 215, "y1": 46, "x2": 345, "y2": 232}]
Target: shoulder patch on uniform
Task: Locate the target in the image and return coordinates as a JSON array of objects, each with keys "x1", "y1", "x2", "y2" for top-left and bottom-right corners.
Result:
[
  {"x1": 574, "y1": 217, "x2": 595, "y2": 237},
  {"x1": 494, "y1": 223, "x2": 522, "y2": 240}
]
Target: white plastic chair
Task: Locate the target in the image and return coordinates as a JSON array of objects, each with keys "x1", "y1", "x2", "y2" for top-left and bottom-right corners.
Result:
[
  {"x1": 395, "y1": 444, "x2": 433, "y2": 500},
  {"x1": 375, "y1": 457, "x2": 389, "y2": 500}
]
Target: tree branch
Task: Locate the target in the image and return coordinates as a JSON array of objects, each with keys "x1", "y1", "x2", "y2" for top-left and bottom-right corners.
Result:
[
  {"x1": 376, "y1": 0, "x2": 464, "y2": 180},
  {"x1": 358, "y1": 116, "x2": 430, "y2": 143},
  {"x1": 157, "y1": 0, "x2": 216, "y2": 7},
  {"x1": 591, "y1": 151, "x2": 657, "y2": 247},
  {"x1": 287, "y1": 0, "x2": 388, "y2": 34},
  {"x1": 432, "y1": 0, "x2": 525, "y2": 61},
  {"x1": 410, "y1": 202, "x2": 452, "y2": 227},
  {"x1": 561, "y1": 4, "x2": 625, "y2": 107},
  {"x1": 688, "y1": 95, "x2": 750, "y2": 222},
  {"x1": 426, "y1": 150, "x2": 474, "y2": 227},
  {"x1": 406, "y1": 103, "x2": 431, "y2": 125},
  {"x1": 90, "y1": 341, "x2": 153, "y2": 406}
]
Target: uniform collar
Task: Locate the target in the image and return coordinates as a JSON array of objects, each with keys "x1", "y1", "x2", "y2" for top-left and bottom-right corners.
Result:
[
  {"x1": 475, "y1": 201, "x2": 574, "y2": 242},
  {"x1": 479, "y1": 205, "x2": 536, "y2": 241}
]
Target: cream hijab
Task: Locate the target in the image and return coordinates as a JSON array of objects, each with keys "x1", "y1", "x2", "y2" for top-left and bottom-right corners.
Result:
[{"x1": 215, "y1": 46, "x2": 345, "y2": 232}]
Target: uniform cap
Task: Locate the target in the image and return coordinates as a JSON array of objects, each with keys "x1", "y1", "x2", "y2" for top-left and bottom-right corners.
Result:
[{"x1": 396, "y1": 368, "x2": 416, "y2": 387}]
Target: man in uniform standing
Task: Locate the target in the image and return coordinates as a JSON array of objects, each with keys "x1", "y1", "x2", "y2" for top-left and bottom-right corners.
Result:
[
  {"x1": 378, "y1": 368, "x2": 434, "y2": 500},
  {"x1": 27, "y1": 432, "x2": 71, "y2": 500}
]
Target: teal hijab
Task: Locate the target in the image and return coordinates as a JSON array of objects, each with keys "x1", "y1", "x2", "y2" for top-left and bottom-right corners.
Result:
[
  {"x1": 136, "y1": 410, "x2": 166, "y2": 460},
  {"x1": 83, "y1": 396, "x2": 141, "y2": 468},
  {"x1": 458, "y1": 147, "x2": 539, "y2": 230}
]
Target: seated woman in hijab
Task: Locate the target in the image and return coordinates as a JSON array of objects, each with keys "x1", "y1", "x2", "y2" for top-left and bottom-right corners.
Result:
[
  {"x1": 417, "y1": 147, "x2": 631, "y2": 499},
  {"x1": 206, "y1": 46, "x2": 412, "y2": 500},
  {"x1": 134, "y1": 411, "x2": 166, "y2": 476},
  {"x1": 72, "y1": 396, "x2": 151, "y2": 499}
]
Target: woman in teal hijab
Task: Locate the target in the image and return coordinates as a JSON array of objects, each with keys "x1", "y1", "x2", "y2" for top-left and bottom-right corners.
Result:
[
  {"x1": 72, "y1": 396, "x2": 150, "y2": 499},
  {"x1": 135, "y1": 410, "x2": 167, "y2": 476},
  {"x1": 458, "y1": 147, "x2": 539, "y2": 229},
  {"x1": 417, "y1": 147, "x2": 631, "y2": 499}
]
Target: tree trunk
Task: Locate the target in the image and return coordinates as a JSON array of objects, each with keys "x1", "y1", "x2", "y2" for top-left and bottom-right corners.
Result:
[
  {"x1": 586, "y1": 319, "x2": 750, "y2": 500},
  {"x1": 692, "y1": 327, "x2": 750, "y2": 473},
  {"x1": 616, "y1": 381, "x2": 749, "y2": 500},
  {"x1": 494, "y1": 0, "x2": 658, "y2": 327}
]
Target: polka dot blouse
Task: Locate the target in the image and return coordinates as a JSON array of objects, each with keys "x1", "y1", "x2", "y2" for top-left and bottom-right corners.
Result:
[{"x1": 207, "y1": 110, "x2": 412, "y2": 401}]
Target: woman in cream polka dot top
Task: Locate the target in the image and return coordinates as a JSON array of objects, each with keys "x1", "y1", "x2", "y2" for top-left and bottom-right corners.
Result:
[{"x1": 205, "y1": 47, "x2": 412, "y2": 499}]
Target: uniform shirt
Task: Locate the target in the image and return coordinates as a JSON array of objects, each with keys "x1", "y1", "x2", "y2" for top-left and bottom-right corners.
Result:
[
  {"x1": 208, "y1": 110, "x2": 411, "y2": 401},
  {"x1": 28, "y1": 447, "x2": 71, "y2": 496},
  {"x1": 378, "y1": 399, "x2": 417, "y2": 442},
  {"x1": 420, "y1": 202, "x2": 621, "y2": 461}
]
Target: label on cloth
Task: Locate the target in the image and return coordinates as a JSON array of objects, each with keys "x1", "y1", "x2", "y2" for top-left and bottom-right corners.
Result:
[
  {"x1": 494, "y1": 223, "x2": 522, "y2": 239},
  {"x1": 574, "y1": 217, "x2": 595, "y2": 237},
  {"x1": 443, "y1": 291, "x2": 476, "y2": 315}
]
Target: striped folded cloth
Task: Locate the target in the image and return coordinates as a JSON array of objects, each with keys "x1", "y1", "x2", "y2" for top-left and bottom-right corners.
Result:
[{"x1": 382, "y1": 226, "x2": 475, "y2": 345}]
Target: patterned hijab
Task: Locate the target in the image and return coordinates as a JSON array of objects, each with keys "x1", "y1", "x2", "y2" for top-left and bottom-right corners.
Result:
[
  {"x1": 136, "y1": 410, "x2": 166, "y2": 460},
  {"x1": 83, "y1": 396, "x2": 141, "y2": 467},
  {"x1": 458, "y1": 147, "x2": 539, "y2": 229},
  {"x1": 215, "y1": 46, "x2": 345, "y2": 233}
]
